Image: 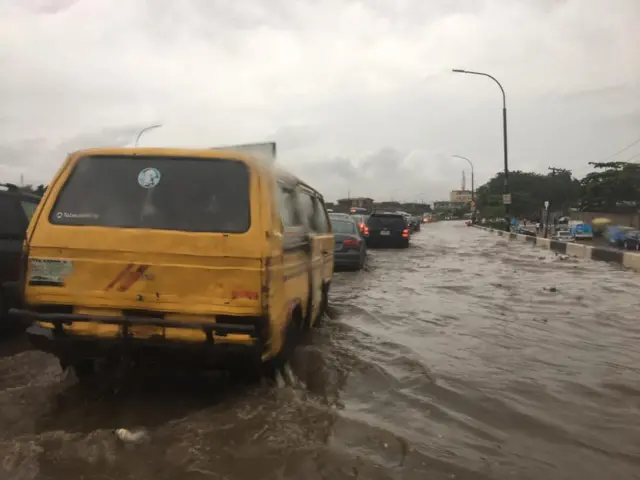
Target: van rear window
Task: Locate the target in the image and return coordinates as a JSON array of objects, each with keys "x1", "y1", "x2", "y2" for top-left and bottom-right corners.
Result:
[
  {"x1": 50, "y1": 155, "x2": 251, "y2": 233},
  {"x1": 367, "y1": 215, "x2": 405, "y2": 229}
]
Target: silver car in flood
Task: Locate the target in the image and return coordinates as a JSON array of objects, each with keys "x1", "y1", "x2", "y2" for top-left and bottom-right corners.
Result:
[{"x1": 330, "y1": 217, "x2": 367, "y2": 271}]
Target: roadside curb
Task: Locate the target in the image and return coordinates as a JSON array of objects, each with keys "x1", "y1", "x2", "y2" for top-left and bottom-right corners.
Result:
[{"x1": 472, "y1": 225, "x2": 640, "y2": 273}]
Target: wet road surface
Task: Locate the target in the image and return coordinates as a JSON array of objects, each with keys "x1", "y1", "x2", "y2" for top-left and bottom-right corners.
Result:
[{"x1": 2, "y1": 221, "x2": 640, "y2": 480}]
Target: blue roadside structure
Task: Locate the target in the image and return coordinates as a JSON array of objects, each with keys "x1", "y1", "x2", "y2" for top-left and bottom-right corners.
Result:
[
  {"x1": 473, "y1": 224, "x2": 640, "y2": 273},
  {"x1": 568, "y1": 221, "x2": 594, "y2": 240}
]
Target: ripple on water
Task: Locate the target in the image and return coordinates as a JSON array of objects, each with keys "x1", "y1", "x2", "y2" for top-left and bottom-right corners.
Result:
[{"x1": 1, "y1": 221, "x2": 640, "y2": 479}]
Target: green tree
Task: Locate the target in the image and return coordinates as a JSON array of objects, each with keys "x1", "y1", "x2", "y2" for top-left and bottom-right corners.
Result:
[
  {"x1": 579, "y1": 162, "x2": 640, "y2": 212},
  {"x1": 476, "y1": 169, "x2": 581, "y2": 218}
]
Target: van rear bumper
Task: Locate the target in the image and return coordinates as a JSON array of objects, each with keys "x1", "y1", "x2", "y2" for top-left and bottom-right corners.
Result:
[{"x1": 9, "y1": 308, "x2": 267, "y2": 368}]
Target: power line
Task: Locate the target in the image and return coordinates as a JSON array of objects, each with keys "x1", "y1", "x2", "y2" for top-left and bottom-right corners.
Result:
[
  {"x1": 598, "y1": 135, "x2": 640, "y2": 163},
  {"x1": 623, "y1": 151, "x2": 640, "y2": 162}
]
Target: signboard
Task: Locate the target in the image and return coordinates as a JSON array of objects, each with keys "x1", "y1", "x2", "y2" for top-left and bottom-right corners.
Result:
[
  {"x1": 502, "y1": 194, "x2": 512, "y2": 205},
  {"x1": 211, "y1": 142, "x2": 276, "y2": 165}
]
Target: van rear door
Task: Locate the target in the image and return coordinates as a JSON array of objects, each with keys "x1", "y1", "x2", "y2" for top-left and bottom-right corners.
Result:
[{"x1": 26, "y1": 152, "x2": 264, "y2": 316}]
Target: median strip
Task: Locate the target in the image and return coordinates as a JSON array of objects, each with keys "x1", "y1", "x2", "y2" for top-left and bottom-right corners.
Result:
[{"x1": 473, "y1": 225, "x2": 640, "y2": 272}]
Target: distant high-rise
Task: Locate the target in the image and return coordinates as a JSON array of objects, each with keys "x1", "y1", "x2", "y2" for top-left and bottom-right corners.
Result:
[{"x1": 461, "y1": 170, "x2": 466, "y2": 191}]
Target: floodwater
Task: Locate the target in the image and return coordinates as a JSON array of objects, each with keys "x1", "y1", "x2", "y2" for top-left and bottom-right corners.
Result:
[{"x1": 1, "y1": 221, "x2": 640, "y2": 480}]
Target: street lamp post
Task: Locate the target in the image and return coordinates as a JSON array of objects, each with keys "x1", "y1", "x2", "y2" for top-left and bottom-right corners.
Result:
[
  {"x1": 452, "y1": 69, "x2": 510, "y2": 231},
  {"x1": 543, "y1": 200, "x2": 550, "y2": 239},
  {"x1": 134, "y1": 123, "x2": 163, "y2": 147}
]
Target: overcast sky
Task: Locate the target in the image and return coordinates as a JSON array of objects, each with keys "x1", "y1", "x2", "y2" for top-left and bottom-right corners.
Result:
[{"x1": 1, "y1": 0, "x2": 638, "y2": 202}]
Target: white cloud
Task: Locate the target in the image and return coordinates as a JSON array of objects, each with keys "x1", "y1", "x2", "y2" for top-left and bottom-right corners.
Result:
[{"x1": 0, "y1": 0, "x2": 638, "y2": 201}]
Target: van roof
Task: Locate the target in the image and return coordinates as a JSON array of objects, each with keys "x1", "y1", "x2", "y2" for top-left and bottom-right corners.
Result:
[
  {"x1": 65, "y1": 147, "x2": 325, "y2": 201},
  {"x1": 69, "y1": 147, "x2": 263, "y2": 165}
]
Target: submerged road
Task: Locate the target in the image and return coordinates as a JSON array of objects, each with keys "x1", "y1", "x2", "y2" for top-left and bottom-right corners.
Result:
[{"x1": 1, "y1": 221, "x2": 639, "y2": 480}]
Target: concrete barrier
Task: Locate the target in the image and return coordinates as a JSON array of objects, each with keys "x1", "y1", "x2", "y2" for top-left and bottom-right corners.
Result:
[{"x1": 473, "y1": 225, "x2": 640, "y2": 273}]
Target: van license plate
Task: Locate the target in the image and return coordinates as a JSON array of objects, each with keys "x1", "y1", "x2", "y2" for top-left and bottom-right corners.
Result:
[{"x1": 380, "y1": 231, "x2": 390, "y2": 236}]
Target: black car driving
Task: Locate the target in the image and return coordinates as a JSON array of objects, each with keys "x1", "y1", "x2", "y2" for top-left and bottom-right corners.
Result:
[{"x1": 365, "y1": 211, "x2": 410, "y2": 248}]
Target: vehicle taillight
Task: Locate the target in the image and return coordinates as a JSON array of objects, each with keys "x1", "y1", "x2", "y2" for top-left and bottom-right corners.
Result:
[
  {"x1": 363, "y1": 226, "x2": 369, "y2": 236},
  {"x1": 343, "y1": 238, "x2": 361, "y2": 247},
  {"x1": 402, "y1": 228, "x2": 409, "y2": 238},
  {"x1": 19, "y1": 242, "x2": 29, "y2": 302}
]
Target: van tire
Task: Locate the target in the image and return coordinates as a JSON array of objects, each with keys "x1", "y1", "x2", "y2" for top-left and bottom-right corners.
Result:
[
  {"x1": 314, "y1": 283, "x2": 330, "y2": 328},
  {"x1": 304, "y1": 273, "x2": 314, "y2": 331},
  {"x1": 228, "y1": 358, "x2": 263, "y2": 384},
  {"x1": 262, "y1": 307, "x2": 303, "y2": 378},
  {"x1": 64, "y1": 359, "x2": 96, "y2": 383}
]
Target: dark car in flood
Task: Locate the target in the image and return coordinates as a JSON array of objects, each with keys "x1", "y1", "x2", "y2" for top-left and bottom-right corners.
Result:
[
  {"x1": 365, "y1": 212, "x2": 410, "y2": 248},
  {"x1": 0, "y1": 184, "x2": 40, "y2": 330},
  {"x1": 410, "y1": 216, "x2": 421, "y2": 232},
  {"x1": 330, "y1": 217, "x2": 367, "y2": 270},
  {"x1": 620, "y1": 230, "x2": 640, "y2": 251}
]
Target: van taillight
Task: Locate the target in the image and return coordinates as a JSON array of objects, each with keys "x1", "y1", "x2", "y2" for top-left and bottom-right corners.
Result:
[
  {"x1": 19, "y1": 244, "x2": 29, "y2": 299},
  {"x1": 402, "y1": 229, "x2": 409, "y2": 238}
]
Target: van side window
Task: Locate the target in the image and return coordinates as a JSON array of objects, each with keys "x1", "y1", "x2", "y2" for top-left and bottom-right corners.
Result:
[
  {"x1": 297, "y1": 191, "x2": 317, "y2": 232},
  {"x1": 276, "y1": 182, "x2": 302, "y2": 228},
  {"x1": 312, "y1": 197, "x2": 330, "y2": 233}
]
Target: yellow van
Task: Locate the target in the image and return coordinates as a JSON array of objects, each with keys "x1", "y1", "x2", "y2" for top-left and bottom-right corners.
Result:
[{"x1": 12, "y1": 146, "x2": 334, "y2": 380}]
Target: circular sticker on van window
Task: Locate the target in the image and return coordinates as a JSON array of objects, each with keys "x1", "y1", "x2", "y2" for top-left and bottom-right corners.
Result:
[{"x1": 138, "y1": 168, "x2": 161, "y2": 188}]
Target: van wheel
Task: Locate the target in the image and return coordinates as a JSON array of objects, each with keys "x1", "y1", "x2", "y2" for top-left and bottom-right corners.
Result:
[
  {"x1": 228, "y1": 358, "x2": 263, "y2": 384},
  {"x1": 263, "y1": 308, "x2": 303, "y2": 378},
  {"x1": 62, "y1": 359, "x2": 97, "y2": 383},
  {"x1": 314, "y1": 283, "x2": 330, "y2": 328}
]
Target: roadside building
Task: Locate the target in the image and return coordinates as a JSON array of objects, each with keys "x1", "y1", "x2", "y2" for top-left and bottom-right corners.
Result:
[{"x1": 450, "y1": 190, "x2": 472, "y2": 204}]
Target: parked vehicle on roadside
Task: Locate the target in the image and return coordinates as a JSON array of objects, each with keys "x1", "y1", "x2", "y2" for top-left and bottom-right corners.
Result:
[
  {"x1": 410, "y1": 216, "x2": 421, "y2": 232},
  {"x1": 568, "y1": 221, "x2": 593, "y2": 240},
  {"x1": 553, "y1": 230, "x2": 575, "y2": 242},
  {"x1": 12, "y1": 145, "x2": 334, "y2": 380},
  {"x1": 330, "y1": 216, "x2": 367, "y2": 271},
  {"x1": 606, "y1": 226, "x2": 636, "y2": 248},
  {"x1": 515, "y1": 226, "x2": 537, "y2": 237},
  {"x1": 365, "y1": 211, "x2": 410, "y2": 248},
  {"x1": 620, "y1": 230, "x2": 640, "y2": 251},
  {"x1": 0, "y1": 184, "x2": 40, "y2": 330}
]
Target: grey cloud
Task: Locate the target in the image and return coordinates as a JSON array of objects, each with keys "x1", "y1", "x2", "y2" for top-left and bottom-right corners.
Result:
[{"x1": 0, "y1": 0, "x2": 638, "y2": 201}]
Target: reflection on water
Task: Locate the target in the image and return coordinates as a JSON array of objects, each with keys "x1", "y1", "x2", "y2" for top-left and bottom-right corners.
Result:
[{"x1": 1, "y1": 221, "x2": 640, "y2": 479}]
